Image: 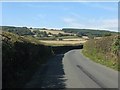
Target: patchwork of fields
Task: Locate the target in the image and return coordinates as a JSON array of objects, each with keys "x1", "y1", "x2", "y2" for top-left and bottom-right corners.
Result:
[
  {"x1": 31, "y1": 29, "x2": 87, "y2": 45},
  {"x1": 38, "y1": 30, "x2": 75, "y2": 35}
]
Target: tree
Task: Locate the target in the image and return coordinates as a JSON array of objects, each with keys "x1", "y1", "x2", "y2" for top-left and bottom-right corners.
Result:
[
  {"x1": 42, "y1": 31, "x2": 48, "y2": 37},
  {"x1": 58, "y1": 33, "x2": 63, "y2": 37},
  {"x1": 76, "y1": 32, "x2": 82, "y2": 37},
  {"x1": 48, "y1": 32, "x2": 52, "y2": 35},
  {"x1": 103, "y1": 33, "x2": 111, "y2": 37},
  {"x1": 58, "y1": 38, "x2": 63, "y2": 41},
  {"x1": 88, "y1": 34, "x2": 94, "y2": 39},
  {"x1": 30, "y1": 27, "x2": 32, "y2": 29}
]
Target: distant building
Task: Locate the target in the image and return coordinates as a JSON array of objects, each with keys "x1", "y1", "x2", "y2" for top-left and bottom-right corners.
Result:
[
  {"x1": 82, "y1": 36, "x2": 89, "y2": 40},
  {"x1": 33, "y1": 35, "x2": 37, "y2": 37},
  {"x1": 48, "y1": 34, "x2": 53, "y2": 37},
  {"x1": 94, "y1": 37, "x2": 102, "y2": 39}
]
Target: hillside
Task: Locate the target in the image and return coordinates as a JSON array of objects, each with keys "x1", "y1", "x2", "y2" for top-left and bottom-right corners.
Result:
[
  {"x1": 1, "y1": 26, "x2": 34, "y2": 35},
  {"x1": 82, "y1": 35, "x2": 120, "y2": 71},
  {"x1": 62, "y1": 28, "x2": 116, "y2": 38}
]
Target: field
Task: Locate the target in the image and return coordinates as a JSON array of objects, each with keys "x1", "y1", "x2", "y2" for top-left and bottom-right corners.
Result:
[
  {"x1": 40, "y1": 39, "x2": 87, "y2": 46},
  {"x1": 63, "y1": 38, "x2": 84, "y2": 41},
  {"x1": 39, "y1": 29, "x2": 75, "y2": 35}
]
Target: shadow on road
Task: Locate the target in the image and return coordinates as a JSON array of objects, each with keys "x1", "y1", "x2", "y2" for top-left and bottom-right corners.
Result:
[
  {"x1": 25, "y1": 45, "x2": 83, "y2": 88},
  {"x1": 40, "y1": 53, "x2": 67, "y2": 88},
  {"x1": 25, "y1": 52, "x2": 67, "y2": 88}
]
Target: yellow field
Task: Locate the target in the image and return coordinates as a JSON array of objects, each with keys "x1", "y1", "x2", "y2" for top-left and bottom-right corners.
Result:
[
  {"x1": 40, "y1": 40, "x2": 87, "y2": 46},
  {"x1": 63, "y1": 38, "x2": 84, "y2": 41},
  {"x1": 40, "y1": 30, "x2": 74, "y2": 35}
]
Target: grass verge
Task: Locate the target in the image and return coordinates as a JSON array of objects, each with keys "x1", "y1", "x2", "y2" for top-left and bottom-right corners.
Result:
[{"x1": 82, "y1": 35, "x2": 120, "y2": 71}]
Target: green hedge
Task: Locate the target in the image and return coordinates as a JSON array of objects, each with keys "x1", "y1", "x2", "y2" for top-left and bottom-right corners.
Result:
[
  {"x1": 83, "y1": 35, "x2": 120, "y2": 71},
  {"x1": 2, "y1": 31, "x2": 53, "y2": 88}
]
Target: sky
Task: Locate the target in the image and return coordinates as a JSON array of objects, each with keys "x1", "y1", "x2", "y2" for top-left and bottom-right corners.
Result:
[{"x1": 1, "y1": 2, "x2": 118, "y2": 32}]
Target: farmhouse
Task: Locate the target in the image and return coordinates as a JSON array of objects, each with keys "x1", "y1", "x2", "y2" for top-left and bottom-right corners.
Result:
[{"x1": 82, "y1": 36, "x2": 89, "y2": 40}]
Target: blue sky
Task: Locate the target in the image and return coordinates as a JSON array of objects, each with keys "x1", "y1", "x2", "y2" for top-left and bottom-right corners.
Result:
[{"x1": 2, "y1": 2, "x2": 118, "y2": 31}]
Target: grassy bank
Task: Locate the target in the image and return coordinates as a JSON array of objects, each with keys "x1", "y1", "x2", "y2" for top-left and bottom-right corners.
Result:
[
  {"x1": 2, "y1": 31, "x2": 53, "y2": 88},
  {"x1": 82, "y1": 35, "x2": 120, "y2": 71}
]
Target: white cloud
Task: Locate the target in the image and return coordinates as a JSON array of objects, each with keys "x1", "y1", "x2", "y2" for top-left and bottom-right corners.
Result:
[
  {"x1": 63, "y1": 17, "x2": 118, "y2": 32},
  {"x1": 101, "y1": 19, "x2": 118, "y2": 31},
  {"x1": 85, "y1": 19, "x2": 118, "y2": 31},
  {"x1": 102, "y1": 19, "x2": 118, "y2": 28}
]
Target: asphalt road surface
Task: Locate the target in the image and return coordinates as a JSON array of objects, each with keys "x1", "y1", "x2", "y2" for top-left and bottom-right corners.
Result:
[{"x1": 25, "y1": 49, "x2": 118, "y2": 88}]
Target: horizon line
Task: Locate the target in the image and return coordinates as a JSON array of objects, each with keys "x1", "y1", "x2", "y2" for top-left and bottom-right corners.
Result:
[{"x1": 0, "y1": 25, "x2": 118, "y2": 32}]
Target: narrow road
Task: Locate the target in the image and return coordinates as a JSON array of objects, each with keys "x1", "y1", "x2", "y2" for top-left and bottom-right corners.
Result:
[{"x1": 25, "y1": 49, "x2": 118, "y2": 88}]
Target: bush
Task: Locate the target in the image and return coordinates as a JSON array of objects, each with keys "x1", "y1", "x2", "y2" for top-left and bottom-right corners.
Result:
[{"x1": 83, "y1": 35, "x2": 120, "y2": 71}]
